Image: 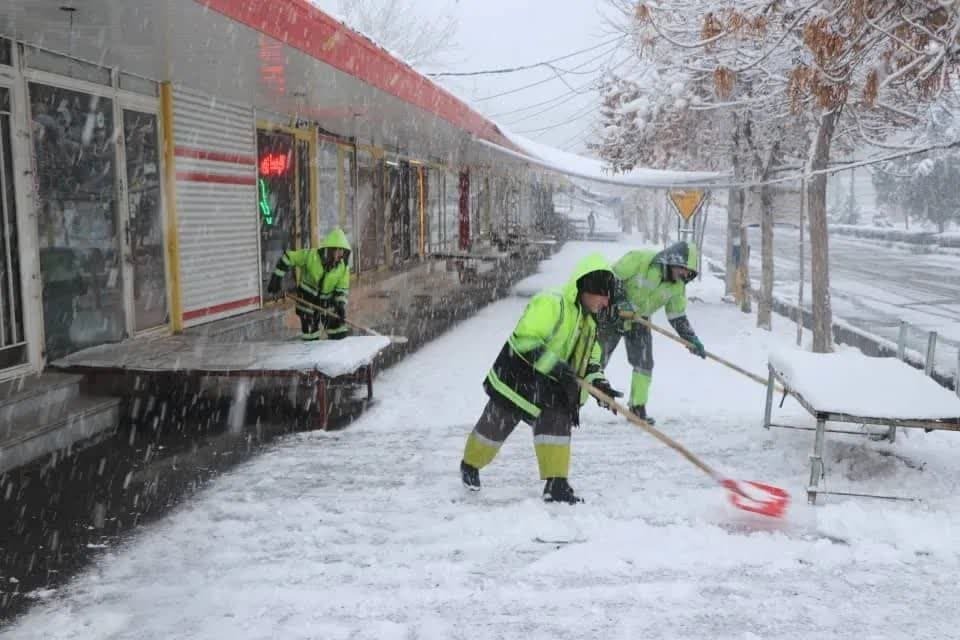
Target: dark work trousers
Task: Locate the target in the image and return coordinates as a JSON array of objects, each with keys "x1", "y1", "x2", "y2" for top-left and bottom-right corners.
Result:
[
  {"x1": 597, "y1": 319, "x2": 654, "y2": 408},
  {"x1": 463, "y1": 398, "x2": 574, "y2": 480}
]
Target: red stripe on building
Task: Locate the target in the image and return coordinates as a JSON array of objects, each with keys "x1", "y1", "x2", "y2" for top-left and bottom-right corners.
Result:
[
  {"x1": 196, "y1": 0, "x2": 521, "y2": 153},
  {"x1": 176, "y1": 171, "x2": 256, "y2": 185},
  {"x1": 183, "y1": 296, "x2": 261, "y2": 321},
  {"x1": 175, "y1": 146, "x2": 257, "y2": 165}
]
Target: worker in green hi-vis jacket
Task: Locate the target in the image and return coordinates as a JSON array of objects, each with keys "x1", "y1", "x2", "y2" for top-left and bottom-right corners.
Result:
[
  {"x1": 597, "y1": 241, "x2": 706, "y2": 425},
  {"x1": 267, "y1": 227, "x2": 352, "y2": 341},
  {"x1": 459, "y1": 253, "x2": 623, "y2": 505}
]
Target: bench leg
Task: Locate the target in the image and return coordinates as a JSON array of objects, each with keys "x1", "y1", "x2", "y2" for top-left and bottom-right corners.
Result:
[
  {"x1": 314, "y1": 377, "x2": 329, "y2": 430},
  {"x1": 366, "y1": 364, "x2": 374, "y2": 401},
  {"x1": 763, "y1": 367, "x2": 775, "y2": 430},
  {"x1": 807, "y1": 417, "x2": 826, "y2": 505}
]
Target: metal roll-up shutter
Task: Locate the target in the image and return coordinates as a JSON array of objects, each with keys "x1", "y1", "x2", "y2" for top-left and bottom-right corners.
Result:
[{"x1": 173, "y1": 86, "x2": 260, "y2": 327}]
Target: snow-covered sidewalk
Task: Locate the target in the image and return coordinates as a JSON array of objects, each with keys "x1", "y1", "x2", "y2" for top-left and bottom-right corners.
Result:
[{"x1": 7, "y1": 241, "x2": 960, "y2": 639}]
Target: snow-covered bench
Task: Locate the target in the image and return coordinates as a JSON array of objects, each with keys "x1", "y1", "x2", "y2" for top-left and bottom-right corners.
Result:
[{"x1": 762, "y1": 348, "x2": 960, "y2": 504}]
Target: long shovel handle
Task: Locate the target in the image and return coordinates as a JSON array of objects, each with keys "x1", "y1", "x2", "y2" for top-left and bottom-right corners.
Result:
[
  {"x1": 285, "y1": 293, "x2": 408, "y2": 344},
  {"x1": 619, "y1": 312, "x2": 782, "y2": 392},
  {"x1": 577, "y1": 378, "x2": 719, "y2": 482}
]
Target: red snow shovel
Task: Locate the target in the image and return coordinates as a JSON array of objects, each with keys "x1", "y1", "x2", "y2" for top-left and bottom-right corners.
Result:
[{"x1": 579, "y1": 379, "x2": 790, "y2": 518}]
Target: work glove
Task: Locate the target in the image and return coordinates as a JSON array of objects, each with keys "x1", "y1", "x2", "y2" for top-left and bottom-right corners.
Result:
[
  {"x1": 266, "y1": 274, "x2": 283, "y2": 298},
  {"x1": 334, "y1": 301, "x2": 347, "y2": 324},
  {"x1": 591, "y1": 378, "x2": 623, "y2": 414},
  {"x1": 687, "y1": 336, "x2": 706, "y2": 359}
]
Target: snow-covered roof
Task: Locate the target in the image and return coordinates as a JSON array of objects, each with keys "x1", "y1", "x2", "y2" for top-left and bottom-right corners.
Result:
[
  {"x1": 477, "y1": 130, "x2": 726, "y2": 189},
  {"x1": 770, "y1": 348, "x2": 960, "y2": 420}
]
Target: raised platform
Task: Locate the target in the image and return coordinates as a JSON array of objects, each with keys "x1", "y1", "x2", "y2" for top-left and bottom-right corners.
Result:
[{"x1": 51, "y1": 335, "x2": 391, "y2": 429}]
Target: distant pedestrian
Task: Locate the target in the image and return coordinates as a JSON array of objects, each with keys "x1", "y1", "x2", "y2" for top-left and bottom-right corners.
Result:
[{"x1": 588, "y1": 210, "x2": 596, "y2": 236}]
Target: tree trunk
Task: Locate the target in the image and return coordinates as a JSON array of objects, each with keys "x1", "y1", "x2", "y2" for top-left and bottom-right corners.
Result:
[
  {"x1": 725, "y1": 188, "x2": 740, "y2": 296},
  {"x1": 661, "y1": 195, "x2": 672, "y2": 245},
  {"x1": 758, "y1": 183, "x2": 774, "y2": 330},
  {"x1": 807, "y1": 109, "x2": 839, "y2": 353},
  {"x1": 738, "y1": 190, "x2": 751, "y2": 313}
]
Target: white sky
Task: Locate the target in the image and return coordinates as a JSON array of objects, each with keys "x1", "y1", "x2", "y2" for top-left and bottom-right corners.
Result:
[{"x1": 312, "y1": 0, "x2": 619, "y2": 154}]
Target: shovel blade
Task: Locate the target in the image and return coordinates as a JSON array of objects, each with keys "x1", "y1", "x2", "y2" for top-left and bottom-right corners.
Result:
[{"x1": 720, "y1": 479, "x2": 790, "y2": 518}]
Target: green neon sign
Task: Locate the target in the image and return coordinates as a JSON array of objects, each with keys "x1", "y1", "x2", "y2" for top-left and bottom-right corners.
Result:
[{"x1": 258, "y1": 178, "x2": 274, "y2": 226}]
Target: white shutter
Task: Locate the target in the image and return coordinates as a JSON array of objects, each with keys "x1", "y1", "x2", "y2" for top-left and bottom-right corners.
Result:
[{"x1": 173, "y1": 86, "x2": 260, "y2": 327}]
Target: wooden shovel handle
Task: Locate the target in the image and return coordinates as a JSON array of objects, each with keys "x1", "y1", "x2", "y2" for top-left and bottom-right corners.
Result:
[
  {"x1": 578, "y1": 378, "x2": 719, "y2": 481},
  {"x1": 619, "y1": 311, "x2": 783, "y2": 392},
  {"x1": 285, "y1": 293, "x2": 407, "y2": 344}
]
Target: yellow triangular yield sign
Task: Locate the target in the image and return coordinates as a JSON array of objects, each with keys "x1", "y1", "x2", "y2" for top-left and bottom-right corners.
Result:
[{"x1": 668, "y1": 189, "x2": 706, "y2": 221}]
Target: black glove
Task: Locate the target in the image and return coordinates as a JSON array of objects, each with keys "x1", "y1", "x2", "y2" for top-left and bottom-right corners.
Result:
[
  {"x1": 591, "y1": 378, "x2": 623, "y2": 414},
  {"x1": 266, "y1": 274, "x2": 283, "y2": 298},
  {"x1": 334, "y1": 301, "x2": 347, "y2": 324}
]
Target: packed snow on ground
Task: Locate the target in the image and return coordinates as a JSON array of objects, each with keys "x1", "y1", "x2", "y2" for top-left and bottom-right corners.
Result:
[
  {"x1": 770, "y1": 348, "x2": 960, "y2": 420},
  {"x1": 6, "y1": 241, "x2": 960, "y2": 639}
]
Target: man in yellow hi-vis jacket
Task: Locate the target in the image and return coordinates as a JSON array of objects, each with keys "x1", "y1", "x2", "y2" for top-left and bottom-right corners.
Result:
[
  {"x1": 267, "y1": 227, "x2": 352, "y2": 340},
  {"x1": 459, "y1": 253, "x2": 623, "y2": 504}
]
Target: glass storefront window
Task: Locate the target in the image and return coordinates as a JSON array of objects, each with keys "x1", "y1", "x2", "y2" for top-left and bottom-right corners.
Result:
[
  {"x1": 340, "y1": 146, "x2": 357, "y2": 271},
  {"x1": 318, "y1": 140, "x2": 338, "y2": 238},
  {"x1": 296, "y1": 138, "x2": 311, "y2": 247},
  {"x1": 444, "y1": 170, "x2": 460, "y2": 252},
  {"x1": 30, "y1": 82, "x2": 123, "y2": 360},
  {"x1": 427, "y1": 168, "x2": 442, "y2": 253},
  {"x1": 0, "y1": 87, "x2": 26, "y2": 369},
  {"x1": 257, "y1": 130, "x2": 296, "y2": 293},
  {"x1": 123, "y1": 109, "x2": 167, "y2": 332},
  {"x1": 355, "y1": 150, "x2": 383, "y2": 271}
]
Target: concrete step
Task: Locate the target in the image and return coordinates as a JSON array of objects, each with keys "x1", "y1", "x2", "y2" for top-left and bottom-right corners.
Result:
[
  {"x1": 0, "y1": 393, "x2": 121, "y2": 475},
  {"x1": 0, "y1": 372, "x2": 83, "y2": 427}
]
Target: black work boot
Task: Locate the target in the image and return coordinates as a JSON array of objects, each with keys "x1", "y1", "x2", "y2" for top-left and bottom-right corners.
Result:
[
  {"x1": 631, "y1": 405, "x2": 655, "y2": 425},
  {"x1": 460, "y1": 460, "x2": 481, "y2": 491},
  {"x1": 542, "y1": 478, "x2": 583, "y2": 504}
]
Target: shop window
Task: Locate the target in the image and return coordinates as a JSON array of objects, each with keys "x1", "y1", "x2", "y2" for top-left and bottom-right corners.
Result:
[
  {"x1": 427, "y1": 168, "x2": 442, "y2": 253},
  {"x1": 30, "y1": 82, "x2": 122, "y2": 360},
  {"x1": 318, "y1": 140, "x2": 338, "y2": 238},
  {"x1": 340, "y1": 146, "x2": 357, "y2": 270},
  {"x1": 444, "y1": 170, "x2": 459, "y2": 252},
  {"x1": 296, "y1": 138, "x2": 311, "y2": 247},
  {"x1": 25, "y1": 46, "x2": 111, "y2": 86},
  {"x1": 123, "y1": 109, "x2": 166, "y2": 332},
  {"x1": 0, "y1": 39, "x2": 11, "y2": 67},
  {"x1": 0, "y1": 87, "x2": 25, "y2": 369},
  {"x1": 355, "y1": 151, "x2": 383, "y2": 271},
  {"x1": 257, "y1": 130, "x2": 296, "y2": 293},
  {"x1": 387, "y1": 160, "x2": 412, "y2": 266}
]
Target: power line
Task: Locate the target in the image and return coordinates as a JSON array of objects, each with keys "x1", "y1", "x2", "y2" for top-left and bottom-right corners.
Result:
[
  {"x1": 489, "y1": 40, "x2": 624, "y2": 119},
  {"x1": 473, "y1": 41, "x2": 626, "y2": 101},
  {"x1": 512, "y1": 100, "x2": 600, "y2": 135},
  {"x1": 427, "y1": 36, "x2": 625, "y2": 77}
]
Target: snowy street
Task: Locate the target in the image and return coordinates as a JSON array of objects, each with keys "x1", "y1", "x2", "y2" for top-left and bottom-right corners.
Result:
[
  {"x1": 6, "y1": 241, "x2": 960, "y2": 639},
  {"x1": 701, "y1": 214, "x2": 960, "y2": 374}
]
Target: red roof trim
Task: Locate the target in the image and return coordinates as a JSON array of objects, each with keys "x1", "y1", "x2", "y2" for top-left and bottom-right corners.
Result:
[{"x1": 196, "y1": 0, "x2": 520, "y2": 153}]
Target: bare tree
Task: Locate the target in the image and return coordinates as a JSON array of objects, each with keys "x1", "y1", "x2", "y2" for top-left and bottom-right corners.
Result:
[{"x1": 334, "y1": 0, "x2": 458, "y2": 68}]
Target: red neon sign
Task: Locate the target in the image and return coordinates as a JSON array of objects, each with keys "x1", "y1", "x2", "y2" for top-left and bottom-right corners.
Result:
[{"x1": 259, "y1": 152, "x2": 290, "y2": 177}]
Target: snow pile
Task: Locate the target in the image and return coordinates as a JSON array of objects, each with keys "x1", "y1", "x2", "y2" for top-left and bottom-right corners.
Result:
[{"x1": 770, "y1": 348, "x2": 960, "y2": 420}]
